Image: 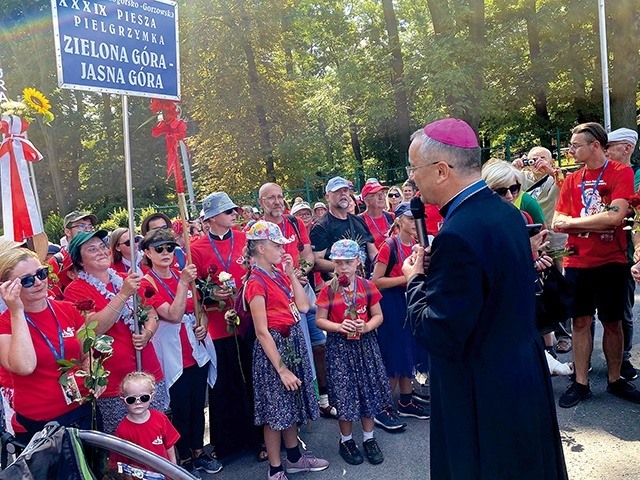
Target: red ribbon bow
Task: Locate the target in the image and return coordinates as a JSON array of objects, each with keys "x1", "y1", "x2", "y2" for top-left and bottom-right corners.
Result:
[{"x1": 152, "y1": 118, "x2": 187, "y2": 193}]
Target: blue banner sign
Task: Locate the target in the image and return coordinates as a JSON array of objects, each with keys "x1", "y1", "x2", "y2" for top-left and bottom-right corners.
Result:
[{"x1": 51, "y1": 0, "x2": 180, "y2": 99}]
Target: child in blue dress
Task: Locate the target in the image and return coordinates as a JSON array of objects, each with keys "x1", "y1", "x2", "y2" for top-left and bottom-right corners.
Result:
[
  {"x1": 244, "y1": 221, "x2": 329, "y2": 480},
  {"x1": 371, "y1": 202, "x2": 430, "y2": 421},
  {"x1": 315, "y1": 239, "x2": 391, "y2": 466}
]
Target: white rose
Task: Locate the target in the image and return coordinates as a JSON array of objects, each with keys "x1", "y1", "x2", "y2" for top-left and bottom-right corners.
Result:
[{"x1": 218, "y1": 271, "x2": 232, "y2": 283}]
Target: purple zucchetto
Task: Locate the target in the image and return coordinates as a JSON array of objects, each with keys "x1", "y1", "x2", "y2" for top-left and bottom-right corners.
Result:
[{"x1": 423, "y1": 118, "x2": 479, "y2": 149}]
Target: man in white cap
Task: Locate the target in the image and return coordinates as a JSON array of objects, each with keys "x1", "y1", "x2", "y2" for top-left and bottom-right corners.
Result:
[
  {"x1": 313, "y1": 202, "x2": 327, "y2": 219},
  {"x1": 606, "y1": 127, "x2": 639, "y2": 381}
]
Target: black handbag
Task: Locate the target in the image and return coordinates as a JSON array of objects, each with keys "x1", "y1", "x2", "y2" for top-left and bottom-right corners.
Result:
[{"x1": 535, "y1": 266, "x2": 572, "y2": 334}]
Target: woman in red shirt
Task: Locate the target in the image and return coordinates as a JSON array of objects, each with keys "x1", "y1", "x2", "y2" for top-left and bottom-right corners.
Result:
[
  {"x1": 64, "y1": 230, "x2": 165, "y2": 435},
  {"x1": 0, "y1": 249, "x2": 92, "y2": 443}
]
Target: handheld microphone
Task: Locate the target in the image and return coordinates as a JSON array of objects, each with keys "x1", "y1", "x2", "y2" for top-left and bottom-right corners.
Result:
[{"x1": 410, "y1": 196, "x2": 430, "y2": 247}]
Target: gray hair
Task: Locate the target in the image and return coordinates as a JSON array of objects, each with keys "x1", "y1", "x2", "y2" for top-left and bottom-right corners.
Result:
[{"x1": 410, "y1": 129, "x2": 481, "y2": 177}]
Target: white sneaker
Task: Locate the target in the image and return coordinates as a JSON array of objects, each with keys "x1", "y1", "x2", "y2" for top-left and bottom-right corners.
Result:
[{"x1": 545, "y1": 350, "x2": 574, "y2": 376}]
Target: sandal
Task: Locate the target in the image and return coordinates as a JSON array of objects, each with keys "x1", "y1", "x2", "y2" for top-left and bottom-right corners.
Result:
[
  {"x1": 257, "y1": 446, "x2": 268, "y2": 462},
  {"x1": 556, "y1": 338, "x2": 572, "y2": 354}
]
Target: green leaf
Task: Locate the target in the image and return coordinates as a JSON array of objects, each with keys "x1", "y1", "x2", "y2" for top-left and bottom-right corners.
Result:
[
  {"x1": 87, "y1": 320, "x2": 99, "y2": 330},
  {"x1": 97, "y1": 377, "x2": 109, "y2": 386},
  {"x1": 59, "y1": 373, "x2": 69, "y2": 387},
  {"x1": 57, "y1": 359, "x2": 75, "y2": 368}
]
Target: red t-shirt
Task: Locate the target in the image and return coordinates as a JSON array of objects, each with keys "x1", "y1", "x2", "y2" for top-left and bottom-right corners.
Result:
[
  {"x1": 425, "y1": 203, "x2": 444, "y2": 235},
  {"x1": 556, "y1": 160, "x2": 634, "y2": 268},
  {"x1": 191, "y1": 230, "x2": 247, "y2": 340},
  {"x1": 47, "y1": 248, "x2": 73, "y2": 300},
  {"x1": 276, "y1": 217, "x2": 311, "y2": 269},
  {"x1": 377, "y1": 236, "x2": 414, "y2": 283},
  {"x1": 0, "y1": 300, "x2": 87, "y2": 428},
  {"x1": 63, "y1": 274, "x2": 164, "y2": 397},
  {"x1": 244, "y1": 269, "x2": 298, "y2": 330},
  {"x1": 110, "y1": 409, "x2": 179, "y2": 470},
  {"x1": 316, "y1": 278, "x2": 382, "y2": 324},
  {"x1": 141, "y1": 269, "x2": 196, "y2": 369},
  {"x1": 361, "y1": 212, "x2": 393, "y2": 249}
]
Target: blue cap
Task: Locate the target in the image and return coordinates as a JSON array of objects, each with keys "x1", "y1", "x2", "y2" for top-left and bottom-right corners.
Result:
[
  {"x1": 202, "y1": 192, "x2": 238, "y2": 220},
  {"x1": 325, "y1": 176, "x2": 350, "y2": 194},
  {"x1": 394, "y1": 202, "x2": 413, "y2": 218}
]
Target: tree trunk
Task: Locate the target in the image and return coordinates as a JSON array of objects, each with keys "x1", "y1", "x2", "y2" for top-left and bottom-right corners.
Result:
[
  {"x1": 464, "y1": 0, "x2": 484, "y2": 132},
  {"x1": 524, "y1": 0, "x2": 550, "y2": 129},
  {"x1": 426, "y1": 0, "x2": 453, "y2": 34},
  {"x1": 609, "y1": 0, "x2": 639, "y2": 143},
  {"x1": 346, "y1": 107, "x2": 364, "y2": 172},
  {"x1": 382, "y1": 0, "x2": 411, "y2": 168},
  {"x1": 239, "y1": 7, "x2": 275, "y2": 181}
]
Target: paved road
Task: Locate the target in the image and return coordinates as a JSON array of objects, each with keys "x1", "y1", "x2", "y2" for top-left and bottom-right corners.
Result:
[{"x1": 201, "y1": 290, "x2": 640, "y2": 480}]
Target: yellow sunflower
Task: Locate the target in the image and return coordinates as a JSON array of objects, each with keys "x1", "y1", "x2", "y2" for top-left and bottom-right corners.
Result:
[{"x1": 22, "y1": 87, "x2": 51, "y2": 116}]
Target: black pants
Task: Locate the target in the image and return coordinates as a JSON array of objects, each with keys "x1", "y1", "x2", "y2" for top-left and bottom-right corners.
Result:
[{"x1": 170, "y1": 363, "x2": 209, "y2": 460}]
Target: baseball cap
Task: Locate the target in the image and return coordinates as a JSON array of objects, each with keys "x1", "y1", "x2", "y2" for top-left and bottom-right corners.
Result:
[
  {"x1": 325, "y1": 176, "x2": 350, "y2": 193},
  {"x1": 291, "y1": 203, "x2": 312, "y2": 216},
  {"x1": 423, "y1": 118, "x2": 479, "y2": 148},
  {"x1": 246, "y1": 220, "x2": 293, "y2": 244},
  {"x1": 394, "y1": 202, "x2": 413, "y2": 218},
  {"x1": 361, "y1": 179, "x2": 389, "y2": 198},
  {"x1": 202, "y1": 192, "x2": 239, "y2": 220},
  {"x1": 68, "y1": 229, "x2": 109, "y2": 267},
  {"x1": 329, "y1": 239, "x2": 360, "y2": 260},
  {"x1": 608, "y1": 128, "x2": 638, "y2": 146},
  {"x1": 64, "y1": 210, "x2": 98, "y2": 228}
]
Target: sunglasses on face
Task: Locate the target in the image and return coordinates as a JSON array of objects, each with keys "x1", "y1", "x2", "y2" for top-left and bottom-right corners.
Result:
[
  {"x1": 20, "y1": 267, "x2": 49, "y2": 288},
  {"x1": 494, "y1": 183, "x2": 521, "y2": 197},
  {"x1": 118, "y1": 238, "x2": 139, "y2": 247},
  {"x1": 153, "y1": 244, "x2": 176, "y2": 254},
  {"x1": 123, "y1": 394, "x2": 151, "y2": 405},
  {"x1": 222, "y1": 208, "x2": 237, "y2": 216},
  {"x1": 387, "y1": 192, "x2": 401, "y2": 198}
]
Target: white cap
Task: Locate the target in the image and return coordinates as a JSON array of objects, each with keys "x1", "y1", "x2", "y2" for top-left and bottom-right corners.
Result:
[{"x1": 608, "y1": 128, "x2": 638, "y2": 146}]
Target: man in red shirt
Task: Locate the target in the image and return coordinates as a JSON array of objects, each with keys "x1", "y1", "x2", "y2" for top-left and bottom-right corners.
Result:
[
  {"x1": 190, "y1": 191, "x2": 259, "y2": 458},
  {"x1": 359, "y1": 179, "x2": 393, "y2": 248},
  {"x1": 47, "y1": 210, "x2": 97, "y2": 299},
  {"x1": 553, "y1": 122, "x2": 640, "y2": 407}
]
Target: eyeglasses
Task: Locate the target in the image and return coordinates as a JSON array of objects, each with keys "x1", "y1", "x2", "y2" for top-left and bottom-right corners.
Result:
[
  {"x1": 222, "y1": 208, "x2": 237, "y2": 216},
  {"x1": 123, "y1": 394, "x2": 152, "y2": 405},
  {"x1": 118, "y1": 238, "x2": 139, "y2": 247},
  {"x1": 151, "y1": 225, "x2": 169, "y2": 231},
  {"x1": 20, "y1": 267, "x2": 49, "y2": 288},
  {"x1": 406, "y1": 162, "x2": 455, "y2": 176},
  {"x1": 295, "y1": 212, "x2": 312, "y2": 219},
  {"x1": 387, "y1": 192, "x2": 401, "y2": 198},
  {"x1": 261, "y1": 195, "x2": 285, "y2": 203},
  {"x1": 84, "y1": 242, "x2": 110, "y2": 255},
  {"x1": 494, "y1": 183, "x2": 521, "y2": 197},
  {"x1": 153, "y1": 244, "x2": 176, "y2": 254},
  {"x1": 568, "y1": 141, "x2": 592, "y2": 150},
  {"x1": 69, "y1": 223, "x2": 94, "y2": 232}
]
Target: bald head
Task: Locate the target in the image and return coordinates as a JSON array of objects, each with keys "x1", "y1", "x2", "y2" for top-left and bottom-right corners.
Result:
[{"x1": 258, "y1": 183, "x2": 285, "y2": 220}]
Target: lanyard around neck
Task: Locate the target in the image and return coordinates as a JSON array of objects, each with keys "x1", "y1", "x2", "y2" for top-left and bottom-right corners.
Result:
[
  {"x1": 254, "y1": 266, "x2": 292, "y2": 299},
  {"x1": 207, "y1": 231, "x2": 234, "y2": 271},
  {"x1": 24, "y1": 301, "x2": 65, "y2": 361},
  {"x1": 581, "y1": 159, "x2": 608, "y2": 212}
]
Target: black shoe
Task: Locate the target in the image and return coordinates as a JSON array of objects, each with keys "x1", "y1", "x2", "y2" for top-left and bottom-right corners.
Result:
[
  {"x1": 193, "y1": 452, "x2": 223, "y2": 474},
  {"x1": 607, "y1": 378, "x2": 640, "y2": 403},
  {"x1": 558, "y1": 381, "x2": 593, "y2": 408},
  {"x1": 339, "y1": 439, "x2": 363, "y2": 465},
  {"x1": 621, "y1": 360, "x2": 638, "y2": 381},
  {"x1": 411, "y1": 389, "x2": 430, "y2": 404},
  {"x1": 373, "y1": 407, "x2": 407, "y2": 431},
  {"x1": 181, "y1": 459, "x2": 203, "y2": 479},
  {"x1": 362, "y1": 438, "x2": 384, "y2": 465},
  {"x1": 568, "y1": 364, "x2": 592, "y2": 382}
]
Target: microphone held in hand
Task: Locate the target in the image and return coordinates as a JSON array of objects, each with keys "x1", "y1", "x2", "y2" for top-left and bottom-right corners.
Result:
[{"x1": 410, "y1": 196, "x2": 430, "y2": 247}]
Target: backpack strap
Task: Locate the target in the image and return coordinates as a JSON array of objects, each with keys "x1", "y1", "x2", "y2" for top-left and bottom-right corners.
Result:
[
  {"x1": 242, "y1": 273, "x2": 268, "y2": 311},
  {"x1": 285, "y1": 214, "x2": 302, "y2": 241},
  {"x1": 382, "y1": 237, "x2": 398, "y2": 278}
]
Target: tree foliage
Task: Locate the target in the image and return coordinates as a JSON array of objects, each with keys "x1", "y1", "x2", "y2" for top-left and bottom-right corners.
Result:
[{"x1": 0, "y1": 0, "x2": 638, "y2": 225}]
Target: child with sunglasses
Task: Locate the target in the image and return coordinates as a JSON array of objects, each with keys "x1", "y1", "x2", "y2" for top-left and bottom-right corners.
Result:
[{"x1": 110, "y1": 371, "x2": 180, "y2": 475}]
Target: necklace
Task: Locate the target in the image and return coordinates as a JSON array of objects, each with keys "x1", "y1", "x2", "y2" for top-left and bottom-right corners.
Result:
[{"x1": 78, "y1": 269, "x2": 135, "y2": 331}]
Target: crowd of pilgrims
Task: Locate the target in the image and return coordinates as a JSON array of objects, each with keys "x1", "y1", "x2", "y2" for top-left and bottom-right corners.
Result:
[{"x1": 0, "y1": 177, "x2": 434, "y2": 479}]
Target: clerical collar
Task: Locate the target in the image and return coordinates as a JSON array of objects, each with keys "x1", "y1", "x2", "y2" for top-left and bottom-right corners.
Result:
[
  {"x1": 209, "y1": 229, "x2": 232, "y2": 241},
  {"x1": 439, "y1": 179, "x2": 487, "y2": 222}
]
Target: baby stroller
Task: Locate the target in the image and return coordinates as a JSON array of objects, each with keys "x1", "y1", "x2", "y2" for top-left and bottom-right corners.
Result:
[{"x1": 0, "y1": 422, "x2": 196, "y2": 480}]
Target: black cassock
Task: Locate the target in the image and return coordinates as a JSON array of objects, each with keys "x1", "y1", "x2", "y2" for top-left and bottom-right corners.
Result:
[{"x1": 406, "y1": 185, "x2": 567, "y2": 480}]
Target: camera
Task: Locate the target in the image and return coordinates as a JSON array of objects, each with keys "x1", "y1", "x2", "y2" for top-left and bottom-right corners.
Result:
[{"x1": 522, "y1": 158, "x2": 535, "y2": 166}]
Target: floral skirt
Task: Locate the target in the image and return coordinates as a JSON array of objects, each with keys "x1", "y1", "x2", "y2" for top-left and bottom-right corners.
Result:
[
  {"x1": 253, "y1": 322, "x2": 319, "y2": 430},
  {"x1": 326, "y1": 331, "x2": 391, "y2": 422},
  {"x1": 378, "y1": 286, "x2": 430, "y2": 378}
]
